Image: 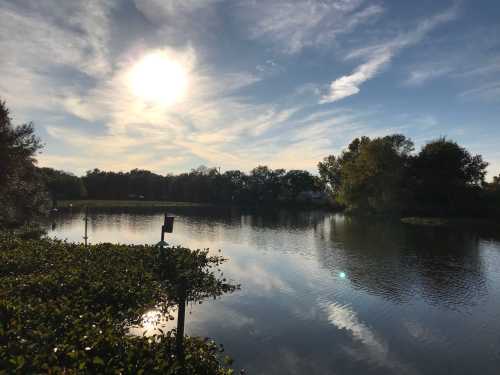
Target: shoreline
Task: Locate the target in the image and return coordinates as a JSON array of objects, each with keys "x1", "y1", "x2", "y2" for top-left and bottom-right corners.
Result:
[{"x1": 57, "y1": 200, "x2": 213, "y2": 208}]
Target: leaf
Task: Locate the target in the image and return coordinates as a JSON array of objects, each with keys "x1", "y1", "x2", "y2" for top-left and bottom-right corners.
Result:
[{"x1": 92, "y1": 356, "x2": 105, "y2": 366}]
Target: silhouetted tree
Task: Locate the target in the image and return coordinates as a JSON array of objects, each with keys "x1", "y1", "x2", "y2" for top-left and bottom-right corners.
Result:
[
  {"x1": 412, "y1": 137, "x2": 488, "y2": 215},
  {"x1": 0, "y1": 100, "x2": 49, "y2": 227},
  {"x1": 282, "y1": 170, "x2": 319, "y2": 200},
  {"x1": 39, "y1": 167, "x2": 87, "y2": 203}
]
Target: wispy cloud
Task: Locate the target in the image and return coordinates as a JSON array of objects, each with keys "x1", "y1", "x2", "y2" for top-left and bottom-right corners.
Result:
[
  {"x1": 239, "y1": 0, "x2": 383, "y2": 54},
  {"x1": 459, "y1": 81, "x2": 500, "y2": 102},
  {"x1": 405, "y1": 65, "x2": 453, "y2": 86},
  {"x1": 0, "y1": 0, "x2": 115, "y2": 111},
  {"x1": 321, "y1": 4, "x2": 459, "y2": 103}
]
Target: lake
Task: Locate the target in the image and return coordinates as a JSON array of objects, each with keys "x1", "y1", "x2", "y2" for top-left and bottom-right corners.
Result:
[{"x1": 46, "y1": 207, "x2": 500, "y2": 375}]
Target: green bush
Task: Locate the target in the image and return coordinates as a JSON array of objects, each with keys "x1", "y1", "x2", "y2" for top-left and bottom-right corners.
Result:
[{"x1": 0, "y1": 235, "x2": 236, "y2": 374}]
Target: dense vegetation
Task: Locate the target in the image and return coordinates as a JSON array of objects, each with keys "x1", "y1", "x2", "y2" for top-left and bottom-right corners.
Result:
[
  {"x1": 67, "y1": 166, "x2": 324, "y2": 205},
  {"x1": 0, "y1": 235, "x2": 238, "y2": 374},
  {"x1": 318, "y1": 135, "x2": 500, "y2": 217},
  {"x1": 50, "y1": 135, "x2": 499, "y2": 218},
  {"x1": 0, "y1": 101, "x2": 49, "y2": 228}
]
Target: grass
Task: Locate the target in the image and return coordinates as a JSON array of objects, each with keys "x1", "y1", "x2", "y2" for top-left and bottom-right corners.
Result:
[{"x1": 58, "y1": 200, "x2": 212, "y2": 208}]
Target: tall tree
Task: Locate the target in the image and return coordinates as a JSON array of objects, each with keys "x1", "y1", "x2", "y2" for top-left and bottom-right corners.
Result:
[
  {"x1": 39, "y1": 167, "x2": 87, "y2": 203},
  {"x1": 0, "y1": 100, "x2": 49, "y2": 227},
  {"x1": 319, "y1": 135, "x2": 413, "y2": 213},
  {"x1": 282, "y1": 170, "x2": 319, "y2": 200},
  {"x1": 412, "y1": 137, "x2": 488, "y2": 215},
  {"x1": 340, "y1": 135, "x2": 414, "y2": 213}
]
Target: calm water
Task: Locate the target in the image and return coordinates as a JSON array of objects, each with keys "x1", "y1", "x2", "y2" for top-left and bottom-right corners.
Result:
[{"x1": 46, "y1": 207, "x2": 500, "y2": 375}]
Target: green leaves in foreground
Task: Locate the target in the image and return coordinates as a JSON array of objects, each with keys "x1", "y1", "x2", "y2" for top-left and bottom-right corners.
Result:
[{"x1": 0, "y1": 234, "x2": 238, "y2": 374}]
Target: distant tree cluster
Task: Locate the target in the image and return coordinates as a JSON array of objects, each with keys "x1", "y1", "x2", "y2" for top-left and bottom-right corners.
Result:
[
  {"x1": 318, "y1": 134, "x2": 497, "y2": 217},
  {"x1": 78, "y1": 165, "x2": 324, "y2": 205}
]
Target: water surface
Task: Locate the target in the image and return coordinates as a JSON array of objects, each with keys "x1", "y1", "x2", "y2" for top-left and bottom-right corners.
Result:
[{"x1": 46, "y1": 207, "x2": 500, "y2": 375}]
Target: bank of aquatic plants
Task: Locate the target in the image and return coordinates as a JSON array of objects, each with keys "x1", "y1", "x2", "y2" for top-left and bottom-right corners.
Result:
[{"x1": 0, "y1": 234, "x2": 238, "y2": 374}]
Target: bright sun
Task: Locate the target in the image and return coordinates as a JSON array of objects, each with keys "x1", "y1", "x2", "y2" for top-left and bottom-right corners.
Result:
[{"x1": 129, "y1": 51, "x2": 189, "y2": 106}]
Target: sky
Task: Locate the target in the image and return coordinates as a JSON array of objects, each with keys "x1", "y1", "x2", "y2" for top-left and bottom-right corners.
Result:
[{"x1": 1, "y1": 0, "x2": 499, "y2": 177}]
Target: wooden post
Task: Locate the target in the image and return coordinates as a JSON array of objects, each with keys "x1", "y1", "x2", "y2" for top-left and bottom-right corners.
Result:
[{"x1": 83, "y1": 206, "x2": 89, "y2": 246}]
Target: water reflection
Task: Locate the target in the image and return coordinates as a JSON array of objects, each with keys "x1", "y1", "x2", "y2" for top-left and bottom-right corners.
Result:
[
  {"x1": 315, "y1": 215, "x2": 488, "y2": 308},
  {"x1": 46, "y1": 208, "x2": 500, "y2": 375}
]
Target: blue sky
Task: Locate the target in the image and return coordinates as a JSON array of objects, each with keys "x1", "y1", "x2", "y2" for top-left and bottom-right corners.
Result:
[{"x1": 1, "y1": 0, "x2": 499, "y2": 177}]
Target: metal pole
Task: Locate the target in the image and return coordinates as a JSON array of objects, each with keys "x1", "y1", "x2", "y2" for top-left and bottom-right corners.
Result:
[{"x1": 83, "y1": 206, "x2": 89, "y2": 246}]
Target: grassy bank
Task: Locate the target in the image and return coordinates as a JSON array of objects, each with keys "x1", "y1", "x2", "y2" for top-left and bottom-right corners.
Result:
[
  {"x1": 0, "y1": 235, "x2": 234, "y2": 374},
  {"x1": 401, "y1": 216, "x2": 500, "y2": 227},
  {"x1": 58, "y1": 199, "x2": 212, "y2": 208}
]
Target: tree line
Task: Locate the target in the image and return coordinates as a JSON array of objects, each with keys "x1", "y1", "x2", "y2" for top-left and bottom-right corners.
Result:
[
  {"x1": 41, "y1": 165, "x2": 325, "y2": 205},
  {"x1": 1, "y1": 99, "x2": 499, "y2": 228}
]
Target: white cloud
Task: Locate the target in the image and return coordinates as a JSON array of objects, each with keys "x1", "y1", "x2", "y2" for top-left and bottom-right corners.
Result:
[
  {"x1": 132, "y1": 0, "x2": 222, "y2": 46},
  {"x1": 321, "y1": 4, "x2": 459, "y2": 103},
  {"x1": 459, "y1": 81, "x2": 500, "y2": 102},
  {"x1": 134, "y1": 0, "x2": 220, "y2": 20},
  {"x1": 0, "y1": 0, "x2": 115, "y2": 112},
  {"x1": 239, "y1": 0, "x2": 383, "y2": 54},
  {"x1": 323, "y1": 301, "x2": 418, "y2": 374},
  {"x1": 321, "y1": 50, "x2": 392, "y2": 103},
  {"x1": 457, "y1": 59, "x2": 500, "y2": 78},
  {"x1": 405, "y1": 66, "x2": 452, "y2": 87}
]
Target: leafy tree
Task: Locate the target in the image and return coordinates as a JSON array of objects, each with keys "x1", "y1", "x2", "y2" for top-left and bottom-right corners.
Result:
[
  {"x1": 318, "y1": 155, "x2": 342, "y2": 194},
  {"x1": 248, "y1": 166, "x2": 285, "y2": 202},
  {"x1": 318, "y1": 137, "x2": 373, "y2": 197},
  {"x1": 39, "y1": 167, "x2": 87, "y2": 203},
  {"x1": 319, "y1": 135, "x2": 413, "y2": 213},
  {"x1": 412, "y1": 137, "x2": 488, "y2": 215},
  {"x1": 493, "y1": 174, "x2": 500, "y2": 186},
  {"x1": 0, "y1": 100, "x2": 49, "y2": 227},
  {"x1": 282, "y1": 170, "x2": 319, "y2": 200},
  {"x1": 221, "y1": 170, "x2": 249, "y2": 203}
]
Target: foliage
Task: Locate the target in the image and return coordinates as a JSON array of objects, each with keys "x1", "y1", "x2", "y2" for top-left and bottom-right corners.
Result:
[
  {"x1": 156, "y1": 246, "x2": 239, "y2": 305},
  {"x1": 0, "y1": 235, "x2": 237, "y2": 374},
  {"x1": 319, "y1": 135, "x2": 414, "y2": 214},
  {"x1": 319, "y1": 134, "x2": 494, "y2": 217},
  {"x1": 483, "y1": 174, "x2": 500, "y2": 217},
  {"x1": 39, "y1": 167, "x2": 87, "y2": 203},
  {"x1": 318, "y1": 155, "x2": 342, "y2": 194},
  {"x1": 0, "y1": 100, "x2": 49, "y2": 228},
  {"x1": 80, "y1": 165, "x2": 324, "y2": 206},
  {"x1": 411, "y1": 137, "x2": 488, "y2": 215}
]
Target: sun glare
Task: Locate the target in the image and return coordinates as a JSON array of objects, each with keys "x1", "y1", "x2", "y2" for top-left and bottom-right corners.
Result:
[{"x1": 129, "y1": 51, "x2": 189, "y2": 106}]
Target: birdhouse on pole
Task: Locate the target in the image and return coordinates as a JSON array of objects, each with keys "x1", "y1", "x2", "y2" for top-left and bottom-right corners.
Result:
[
  {"x1": 163, "y1": 214, "x2": 175, "y2": 234},
  {"x1": 158, "y1": 213, "x2": 175, "y2": 249}
]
